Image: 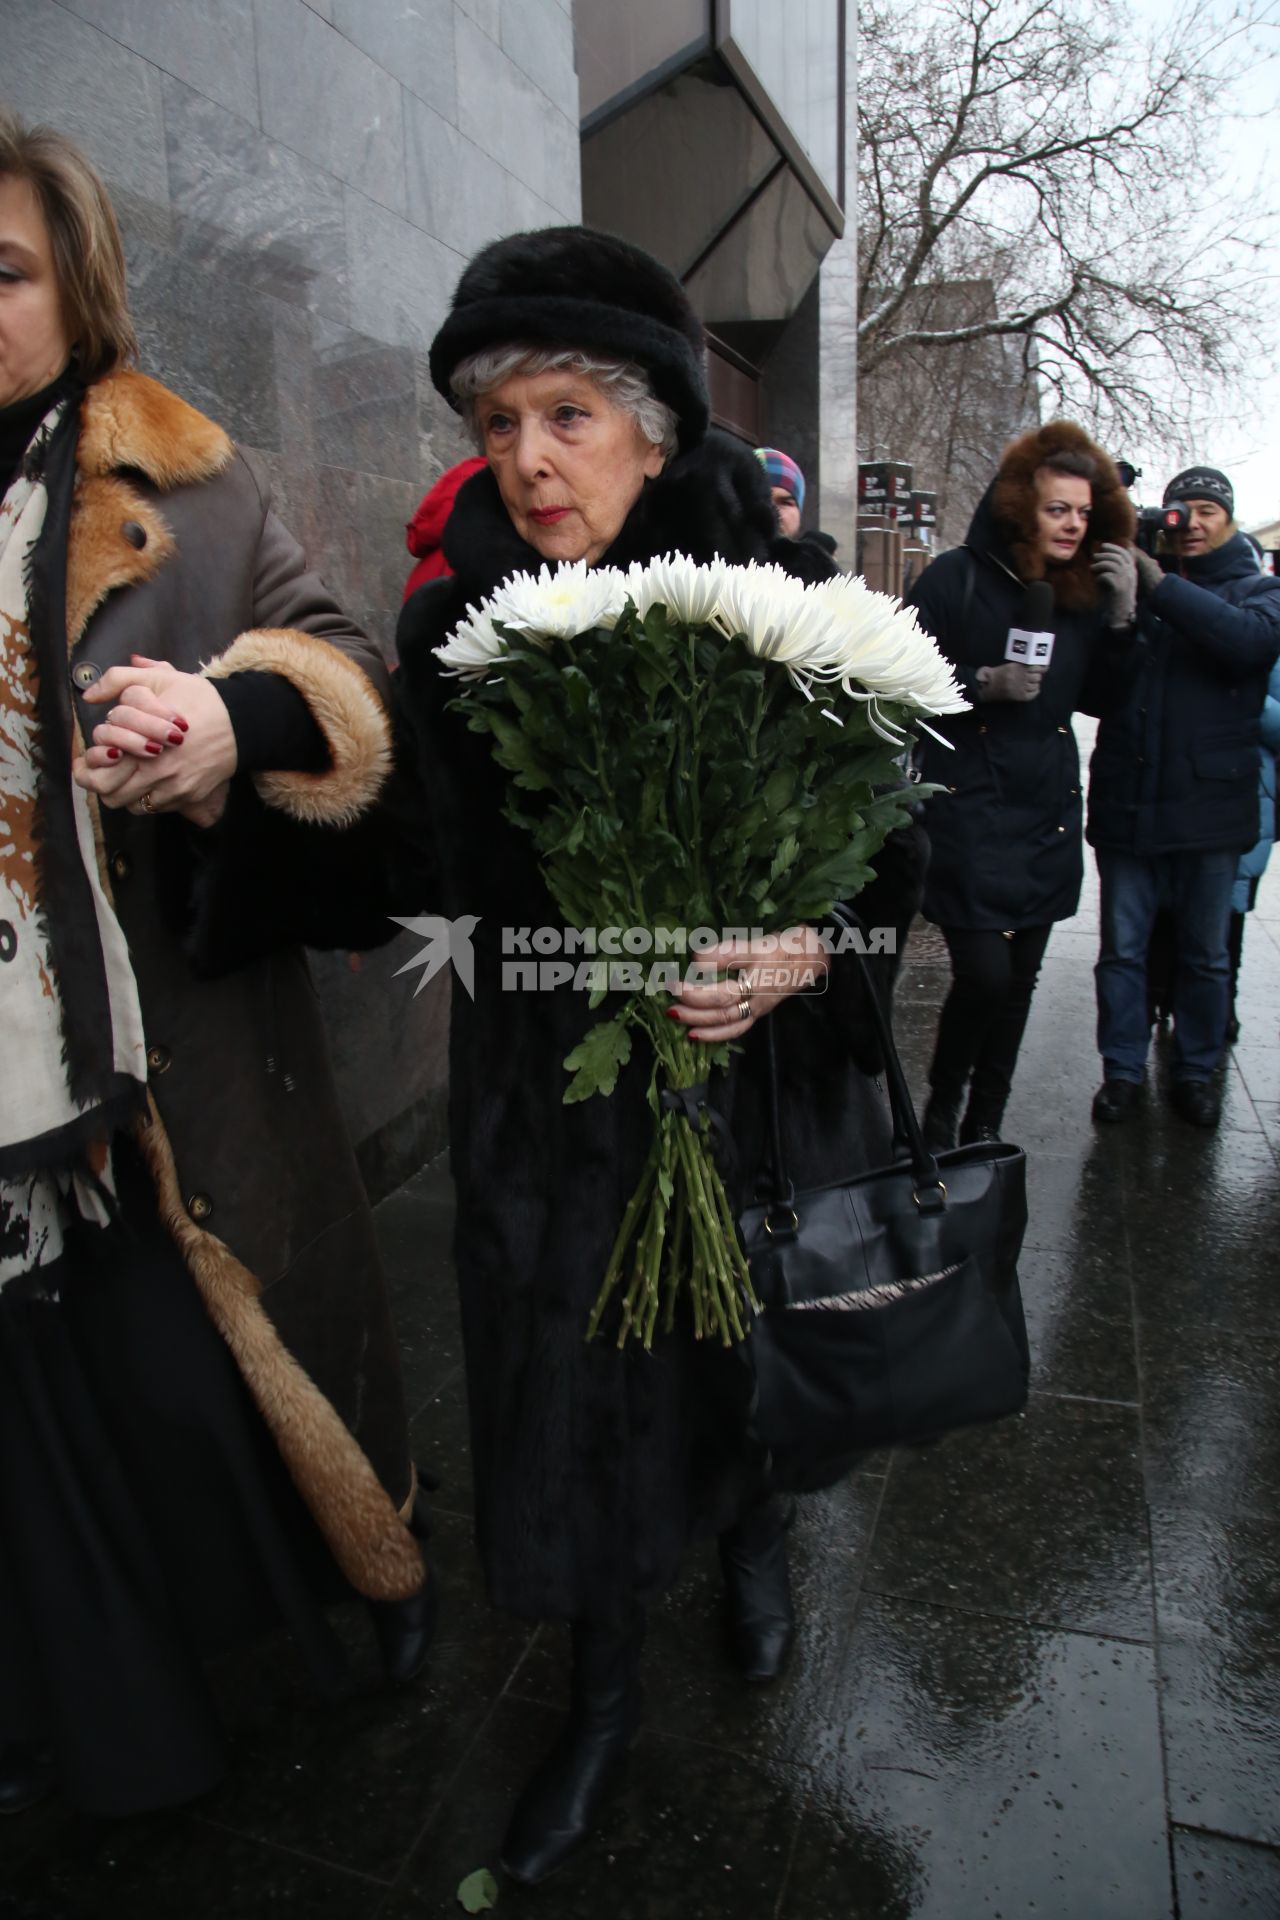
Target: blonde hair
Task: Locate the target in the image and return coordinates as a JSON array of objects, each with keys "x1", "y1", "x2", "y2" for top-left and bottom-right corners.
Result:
[{"x1": 0, "y1": 110, "x2": 136, "y2": 382}]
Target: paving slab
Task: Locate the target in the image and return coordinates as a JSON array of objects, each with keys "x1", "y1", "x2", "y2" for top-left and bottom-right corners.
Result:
[
  {"x1": 787, "y1": 1595, "x2": 1173, "y2": 1920},
  {"x1": 8, "y1": 854, "x2": 1280, "y2": 1915},
  {"x1": 864, "y1": 1395, "x2": 1153, "y2": 1641}
]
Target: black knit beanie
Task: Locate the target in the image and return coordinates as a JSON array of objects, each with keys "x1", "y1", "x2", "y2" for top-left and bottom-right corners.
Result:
[
  {"x1": 429, "y1": 226, "x2": 710, "y2": 452},
  {"x1": 1163, "y1": 466, "x2": 1234, "y2": 517}
]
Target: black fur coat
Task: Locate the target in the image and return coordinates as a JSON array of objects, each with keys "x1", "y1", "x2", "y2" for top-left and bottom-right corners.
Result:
[{"x1": 392, "y1": 435, "x2": 924, "y2": 1622}]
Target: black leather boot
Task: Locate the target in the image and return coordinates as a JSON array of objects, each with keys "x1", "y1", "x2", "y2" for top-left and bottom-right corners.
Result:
[
  {"x1": 1092, "y1": 1078, "x2": 1140, "y2": 1124},
  {"x1": 501, "y1": 1609, "x2": 646, "y2": 1886},
  {"x1": 0, "y1": 1744, "x2": 54, "y2": 1816},
  {"x1": 959, "y1": 1100, "x2": 1005, "y2": 1146},
  {"x1": 369, "y1": 1485, "x2": 437, "y2": 1684},
  {"x1": 718, "y1": 1495, "x2": 795, "y2": 1683},
  {"x1": 1171, "y1": 1079, "x2": 1221, "y2": 1129}
]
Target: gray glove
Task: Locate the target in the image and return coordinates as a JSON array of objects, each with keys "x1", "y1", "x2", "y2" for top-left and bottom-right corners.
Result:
[
  {"x1": 975, "y1": 662, "x2": 1044, "y2": 703},
  {"x1": 1133, "y1": 546, "x2": 1165, "y2": 596},
  {"x1": 1091, "y1": 542, "x2": 1138, "y2": 627}
]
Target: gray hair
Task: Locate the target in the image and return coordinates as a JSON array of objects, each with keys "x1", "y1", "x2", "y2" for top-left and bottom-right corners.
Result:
[{"x1": 450, "y1": 345, "x2": 679, "y2": 462}]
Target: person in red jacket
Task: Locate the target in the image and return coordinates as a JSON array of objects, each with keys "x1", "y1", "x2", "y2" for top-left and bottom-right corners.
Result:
[{"x1": 403, "y1": 456, "x2": 486, "y2": 600}]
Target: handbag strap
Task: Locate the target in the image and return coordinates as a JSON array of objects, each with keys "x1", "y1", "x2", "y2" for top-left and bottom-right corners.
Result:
[{"x1": 761, "y1": 904, "x2": 945, "y2": 1216}]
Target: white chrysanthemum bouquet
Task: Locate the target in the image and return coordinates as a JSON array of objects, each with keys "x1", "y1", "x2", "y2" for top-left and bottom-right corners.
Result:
[{"x1": 436, "y1": 555, "x2": 966, "y2": 1349}]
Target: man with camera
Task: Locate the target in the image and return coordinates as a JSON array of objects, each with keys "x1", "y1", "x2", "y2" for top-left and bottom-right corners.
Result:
[{"x1": 1088, "y1": 466, "x2": 1280, "y2": 1128}]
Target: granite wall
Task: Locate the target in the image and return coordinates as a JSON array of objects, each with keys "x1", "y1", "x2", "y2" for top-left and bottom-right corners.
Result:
[{"x1": 3, "y1": 0, "x2": 582, "y2": 1193}]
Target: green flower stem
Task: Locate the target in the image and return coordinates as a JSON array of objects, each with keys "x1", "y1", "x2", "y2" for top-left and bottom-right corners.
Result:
[
  {"x1": 587, "y1": 1009, "x2": 757, "y2": 1351},
  {"x1": 672, "y1": 1111, "x2": 741, "y2": 1346},
  {"x1": 621, "y1": 1153, "x2": 668, "y2": 1349},
  {"x1": 624, "y1": 1162, "x2": 661, "y2": 1338},
  {"x1": 655, "y1": 1169, "x2": 685, "y2": 1344},
  {"x1": 587, "y1": 1133, "x2": 659, "y2": 1343}
]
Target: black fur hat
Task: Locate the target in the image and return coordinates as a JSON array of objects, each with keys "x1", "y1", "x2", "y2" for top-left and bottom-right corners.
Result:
[{"x1": 429, "y1": 226, "x2": 710, "y2": 451}]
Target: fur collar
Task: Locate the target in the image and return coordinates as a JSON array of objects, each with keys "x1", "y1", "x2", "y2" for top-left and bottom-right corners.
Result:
[
  {"x1": 972, "y1": 419, "x2": 1136, "y2": 612},
  {"x1": 78, "y1": 369, "x2": 233, "y2": 490},
  {"x1": 441, "y1": 430, "x2": 782, "y2": 598},
  {"x1": 66, "y1": 372, "x2": 234, "y2": 650}
]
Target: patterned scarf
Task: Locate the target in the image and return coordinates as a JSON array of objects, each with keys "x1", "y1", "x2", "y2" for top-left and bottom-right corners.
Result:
[{"x1": 0, "y1": 392, "x2": 148, "y2": 1292}]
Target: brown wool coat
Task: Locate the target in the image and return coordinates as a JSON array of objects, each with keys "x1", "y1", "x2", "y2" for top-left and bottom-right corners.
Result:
[{"x1": 64, "y1": 370, "x2": 421, "y2": 1602}]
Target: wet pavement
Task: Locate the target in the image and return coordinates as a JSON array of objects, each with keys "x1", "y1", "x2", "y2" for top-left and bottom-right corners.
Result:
[{"x1": 4, "y1": 836, "x2": 1279, "y2": 1918}]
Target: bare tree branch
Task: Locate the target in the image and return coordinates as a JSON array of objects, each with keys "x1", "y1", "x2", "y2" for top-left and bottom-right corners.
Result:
[{"x1": 857, "y1": 0, "x2": 1277, "y2": 450}]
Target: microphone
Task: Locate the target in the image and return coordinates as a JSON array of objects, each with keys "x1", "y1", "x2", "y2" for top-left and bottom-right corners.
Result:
[{"x1": 1004, "y1": 580, "x2": 1055, "y2": 667}]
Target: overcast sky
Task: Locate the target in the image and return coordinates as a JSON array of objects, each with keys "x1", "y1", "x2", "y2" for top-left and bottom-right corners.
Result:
[{"x1": 1125, "y1": 0, "x2": 1279, "y2": 527}]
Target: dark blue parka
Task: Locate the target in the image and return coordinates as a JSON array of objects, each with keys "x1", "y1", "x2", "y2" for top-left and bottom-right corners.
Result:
[
  {"x1": 1086, "y1": 533, "x2": 1280, "y2": 855},
  {"x1": 907, "y1": 426, "x2": 1136, "y2": 929}
]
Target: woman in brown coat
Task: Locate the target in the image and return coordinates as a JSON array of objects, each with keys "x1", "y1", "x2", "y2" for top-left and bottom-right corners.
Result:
[{"x1": 0, "y1": 114, "x2": 430, "y2": 1817}]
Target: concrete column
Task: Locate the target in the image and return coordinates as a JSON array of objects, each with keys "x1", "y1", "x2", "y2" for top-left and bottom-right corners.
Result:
[{"x1": 817, "y1": 20, "x2": 858, "y2": 551}]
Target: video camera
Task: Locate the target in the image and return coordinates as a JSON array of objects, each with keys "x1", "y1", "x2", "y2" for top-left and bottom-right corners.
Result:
[
  {"x1": 1114, "y1": 463, "x2": 1192, "y2": 555},
  {"x1": 1135, "y1": 501, "x2": 1191, "y2": 556}
]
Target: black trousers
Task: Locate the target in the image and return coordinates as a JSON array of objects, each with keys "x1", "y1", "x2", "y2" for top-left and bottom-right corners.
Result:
[{"x1": 929, "y1": 924, "x2": 1054, "y2": 1122}]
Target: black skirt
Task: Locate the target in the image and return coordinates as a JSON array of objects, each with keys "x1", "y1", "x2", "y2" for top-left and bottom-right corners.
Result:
[{"x1": 0, "y1": 1145, "x2": 351, "y2": 1816}]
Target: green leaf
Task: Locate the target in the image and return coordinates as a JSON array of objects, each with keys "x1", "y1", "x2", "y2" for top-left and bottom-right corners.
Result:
[
  {"x1": 768, "y1": 832, "x2": 799, "y2": 885},
  {"x1": 486, "y1": 711, "x2": 553, "y2": 791},
  {"x1": 563, "y1": 1012, "x2": 633, "y2": 1104},
  {"x1": 563, "y1": 808, "x2": 587, "y2": 857},
  {"x1": 762, "y1": 766, "x2": 798, "y2": 814},
  {"x1": 457, "y1": 1868, "x2": 499, "y2": 1913}
]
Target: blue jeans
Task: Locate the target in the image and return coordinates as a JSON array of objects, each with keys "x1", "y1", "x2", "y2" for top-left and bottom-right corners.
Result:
[{"x1": 1095, "y1": 848, "x2": 1237, "y2": 1082}]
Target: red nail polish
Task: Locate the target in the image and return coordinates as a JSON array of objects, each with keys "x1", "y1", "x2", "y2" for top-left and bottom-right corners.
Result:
[
  {"x1": 145, "y1": 742, "x2": 163, "y2": 755},
  {"x1": 107, "y1": 747, "x2": 121, "y2": 760},
  {"x1": 664, "y1": 1007, "x2": 682, "y2": 1020},
  {"x1": 172, "y1": 717, "x2": 189, "y2": 732},
  {"x1": 168, "y1": 730, "x2": 184, "y2": 745}
]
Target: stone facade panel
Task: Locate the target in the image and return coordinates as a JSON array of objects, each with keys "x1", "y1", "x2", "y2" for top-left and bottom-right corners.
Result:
[{"x1": 4, "y1": 0, "x2": 581, "y2": 1179}]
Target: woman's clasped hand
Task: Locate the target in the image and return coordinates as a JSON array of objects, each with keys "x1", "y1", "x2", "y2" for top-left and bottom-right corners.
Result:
[{"x1": 73, "y1": 653, "x2": 237, "y2": 826}]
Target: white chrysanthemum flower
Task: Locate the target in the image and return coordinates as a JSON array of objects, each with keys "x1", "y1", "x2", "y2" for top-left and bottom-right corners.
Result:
[
  {"x1": 623, "y1": 552, "x2": 727, "y2": 626},
  {"x1": 710, "y1": 562, "x2": 839, "y2": 675},
  {"x1": 434, "y1": 601, "x2": 507, "y2": 679},
  {"x1": 487, "y1": 561, "x2": 628, "y2": 642},
  {"x1": 705, "y1": 560, "x2": 966, "y2": 725},
  {"x1": 813, "y1": 575, "x2": 968, "y2": 715}
]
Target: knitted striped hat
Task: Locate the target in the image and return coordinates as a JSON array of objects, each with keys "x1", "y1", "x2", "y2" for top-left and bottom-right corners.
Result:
[{"x1": 754, "y1": 447, "x2": 805, "y2": 512}]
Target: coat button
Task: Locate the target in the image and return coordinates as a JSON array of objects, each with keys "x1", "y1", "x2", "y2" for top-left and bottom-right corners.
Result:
[
  {"x1": 0, "y1": 920, "x2": 15, "y2": 963},
  {"x1": 122, "y1": 520, "x2": 147, "y2": 549},
  {"x1": 146, "y1": 1043, "x2": 172, "y2": 1075},
  {"x1": 978, "y1": 723, "x2": 988, "y2": 734},
  {"x1": 187, "y1": 1192, "x2": 213, "y2": 1223},
  {"x1": 72, "y1": 661, "x2": 101, "y2": 689},
  {"x1": 111, "y1": 851, "x2": 131, "y2": 883},
  {"x1": 1058, "y1": 726, "x2": 1069, "y2": 735},
  {"x1": 1057, "y1": 825, "x2": 1067, "y2": 832}
]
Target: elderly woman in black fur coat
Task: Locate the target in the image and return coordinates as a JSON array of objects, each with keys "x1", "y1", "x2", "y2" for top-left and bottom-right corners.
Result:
[
  {"x1": 906, "y1": 422, "x2": 1137, "y2": 1150},
  {"x1": 392, "y1": 227, "x2": 922, "y2": 1884}
]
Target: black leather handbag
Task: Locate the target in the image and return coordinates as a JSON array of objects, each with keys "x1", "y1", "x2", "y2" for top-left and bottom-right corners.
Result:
[{"x1": 739, "y1": 911, "x2": 1030, "y2": 1487}]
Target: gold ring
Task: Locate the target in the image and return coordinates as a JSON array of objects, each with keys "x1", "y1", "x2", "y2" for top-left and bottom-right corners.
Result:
[
  {"x1": 140, "y1": 791, "x2": 156, "y2": 813},
  {"x1": 736, "y1": 993, "x2": 753, "y2": 1022}
]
